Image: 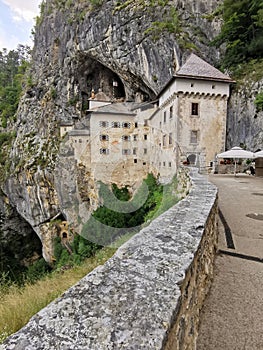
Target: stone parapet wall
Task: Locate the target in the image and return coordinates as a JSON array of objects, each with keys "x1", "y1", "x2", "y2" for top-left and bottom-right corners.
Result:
[{"x1": 1, "y1": 169, "x2": 218, "y2": 350}]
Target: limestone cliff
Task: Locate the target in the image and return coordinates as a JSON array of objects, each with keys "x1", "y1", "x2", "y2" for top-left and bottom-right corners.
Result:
[
  {"x1": 227, "y1": 80, "x2": 263, "y2": 151},
  {"x1": 1, "y1": 0, "x2": 225, "y2": 262}
]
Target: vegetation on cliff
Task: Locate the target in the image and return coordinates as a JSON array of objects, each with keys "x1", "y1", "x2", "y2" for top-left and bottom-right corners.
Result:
[
  {"x1": 0, "y1": 45, "x2": 30, "y2": 128},
  {"x1": 212, "y1": 0, "x2": 263, "y2": 72}
]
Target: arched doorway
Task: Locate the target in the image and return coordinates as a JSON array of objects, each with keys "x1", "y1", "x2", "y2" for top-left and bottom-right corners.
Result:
[{"x1": 187, "y1": 154, "x2": 197, "y2": 165}]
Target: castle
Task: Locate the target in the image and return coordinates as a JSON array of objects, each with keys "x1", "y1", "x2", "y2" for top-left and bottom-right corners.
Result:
[{"x1": 60, "y1": 54, "x2": 233, "y2": 186}]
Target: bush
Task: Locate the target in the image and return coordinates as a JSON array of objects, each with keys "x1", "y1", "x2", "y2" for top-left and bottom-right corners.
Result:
[
  {"x1": 254, "y1": 91, "x2": 263, "y2": 112},
  {"x1": 25, "y1": 259, "x2": 50, "y2": 284}
]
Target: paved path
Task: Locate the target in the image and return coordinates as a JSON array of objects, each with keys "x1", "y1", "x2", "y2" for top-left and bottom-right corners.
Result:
[{"x1": 197, "y1": 174, "x2": 263, "y2": 350}]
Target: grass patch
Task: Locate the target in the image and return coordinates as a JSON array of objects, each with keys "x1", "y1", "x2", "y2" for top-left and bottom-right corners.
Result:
[{"x1": 0, "y1": 247, "x2": 115, "y2": 343}]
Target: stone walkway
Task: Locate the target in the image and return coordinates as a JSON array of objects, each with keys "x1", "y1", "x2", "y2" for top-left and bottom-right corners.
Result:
[{"x1": 197, "y1": 174, "x2": 263, "y2": 350}]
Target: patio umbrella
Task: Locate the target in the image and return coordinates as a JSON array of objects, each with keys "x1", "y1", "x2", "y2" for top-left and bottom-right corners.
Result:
[
  {"x1": 216, "y1": 146, "x2": 255, "y2": 175},
  {"x1": 254, "y1": 150, "x2": 263, "y2": 158}
]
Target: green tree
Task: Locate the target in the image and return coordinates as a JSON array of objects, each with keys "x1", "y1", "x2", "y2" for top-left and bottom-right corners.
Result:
[
  {"x1": 0, "y1": 45, "x2": 30, "y2": 128},
  {"x1": 212, "y1": 0, "x2": 263, "y2": 68}
]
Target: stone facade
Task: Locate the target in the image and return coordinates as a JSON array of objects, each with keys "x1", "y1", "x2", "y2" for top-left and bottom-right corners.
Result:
[
  {"x1": 62, "y1": 54, "x2": 232, "y2": 186},
  {"x1": 0, "y1": 168, "x2": 218, "y2": 350}
]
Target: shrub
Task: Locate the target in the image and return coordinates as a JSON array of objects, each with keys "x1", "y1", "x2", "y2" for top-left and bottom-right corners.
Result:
[{"x1": 254, "y1": 91, "x2": 263, "y2": 112}]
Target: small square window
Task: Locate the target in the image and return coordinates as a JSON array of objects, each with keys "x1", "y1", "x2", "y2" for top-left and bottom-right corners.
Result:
[
  {"x1": 100, "y1": 134, "x2": 109, "y2": 141},
  {"x1": 112, "y1": 121, "x2": 120, "y2": 128},
  {"x1": 100, "y1": 121, "x2": 108, "y2": 128},
  {"x1": 134, "y1": 122, "x2": 138, "y2": 128},
  {"x1": 134, "y1": 159, "x2": 137, "y2": 164},
  {"x1": 143, "y1": 162, "x2": 146, "y2": 165},
  {"x1": 100, "y1": 148, "x2": 109, "y2": 154},
  {"x1": 122, "y1": 122, "x2": 131, "y2": 128},
  {"x1": 122, "y1": 135, "x2": 130, "y2": 141}
]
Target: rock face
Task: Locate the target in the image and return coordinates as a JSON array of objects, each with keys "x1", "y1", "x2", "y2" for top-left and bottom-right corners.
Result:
[
  {"x1": 1, "y1": 0, "x2": 223, "y2": 261},
  {"x1": 227, "y1": 80, "x2": 263, "y2": 151},
  {"x1": 0, "y1": 193, "x2": 42, "y2": 274}
]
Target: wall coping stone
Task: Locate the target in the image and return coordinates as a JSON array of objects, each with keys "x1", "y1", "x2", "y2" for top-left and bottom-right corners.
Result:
[{"x1": 1, "y1": 168, "x2": 218, "y2": 350}]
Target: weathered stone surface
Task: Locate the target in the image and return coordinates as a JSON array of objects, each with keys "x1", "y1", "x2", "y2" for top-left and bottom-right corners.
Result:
[
  {"x1": 0, "y1": 194, "x2": 42, "y2": 272},
  {"x1": 1, "y1": 169, "x2": 218, "y2": 350},
  {"x1": 227, "y1": 79, "x2": 263, "y2": 151}
]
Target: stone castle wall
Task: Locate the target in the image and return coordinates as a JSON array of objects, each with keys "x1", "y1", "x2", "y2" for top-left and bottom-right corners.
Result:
[{"x1": 1, "y1": 168, "x2": 218, "y2": 350}]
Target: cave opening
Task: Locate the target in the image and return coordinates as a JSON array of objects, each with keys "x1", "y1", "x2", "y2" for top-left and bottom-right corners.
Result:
[{"x1": 76, "y1": 56, "x2": 126, "y2": 110}]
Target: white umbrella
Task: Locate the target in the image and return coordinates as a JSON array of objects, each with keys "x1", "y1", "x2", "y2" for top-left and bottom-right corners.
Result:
[
  {"x1": 217, "y1": 146, "x2": 256, "y2": 175},
  {"x1": 254, "y1": 150, "x2": 263, "y2": 158}
]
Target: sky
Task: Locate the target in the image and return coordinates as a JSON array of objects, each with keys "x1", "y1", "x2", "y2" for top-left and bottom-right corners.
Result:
[{"x1": 0, "y1": 0, "x2": 42, "y2": 51}]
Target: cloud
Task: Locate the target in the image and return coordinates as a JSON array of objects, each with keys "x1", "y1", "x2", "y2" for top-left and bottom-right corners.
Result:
[{"x1": 1, "y1": 0, "x2": 41, "y2": 23}]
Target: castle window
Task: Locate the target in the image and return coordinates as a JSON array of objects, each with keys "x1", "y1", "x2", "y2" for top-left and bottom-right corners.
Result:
[
  {"x1": 163, "y1": 134, "x2": 167, "y2": 147},
  {"x1": 122, "y1": 135, "x2": 131, "y2": 141},
  {"x1": 169, "y1": 106, "x2": 173, "y2": 119},
  {"x1": 133, "y1": 134, "x2": 138, "y2": 141},
  {"x1": 112, "y1": 121, "x2": 121, "y2": 128},
  {"x1": 133, "y1": 148, "x2": 137, "y2": 155},
  {"x1": 143, "y1": 162, "x2": 146, "y2": 165},
  {"x1": 122, "y1": 122, "x2": 131, "y2": 128},
  {"x1": 134, "y1": 122, "x2": 138, "y2": 128},
  {"x1": 191, "y1": 103, "x2": 199, "y2": 116},
  {"x1": 212, "y1": 85, "x2": 215, "y2": 89},
  {"x1": 134, "y1": 159, "x2": 137, "y2": 164},
  {"x1": 122, "y1": 149, "x2": 131, "y2": 155},
  {"x1": 100, "y1": 134, "x2": 109, "y2": 141},
  {"x1": 100, "y1": 121, "x2": 109, "y2": 128},
  {"x1": 190, "y1": 130, "x2": 198, "y2": 144},
  {"x1": 169, "y1": 133, "x2": 173, "y2": 145},
  {"x1": 144, "y1": 148, "x2": 147, "y2": 154},
  {"x1": 100, "y1": 148, "x2": 109, "y2": 155},
  {"x1": 144, "y1": 134, "x2": 148, "y2": 140},
  {"x1": 163, "y1": 162, "x2": 166, "y2": 166},
  {"x1": 79, "y1": 139, "x2": 82, "y2": 143},
  {"x1": 169, "y1": 162, "x2": 172, "y2": 167},
  {"x1": 190, "y1": 83, "x2": 194, "y2": 87},
  {"x1": 164, "y1": 111, "x2": 167, "y2": 123}
]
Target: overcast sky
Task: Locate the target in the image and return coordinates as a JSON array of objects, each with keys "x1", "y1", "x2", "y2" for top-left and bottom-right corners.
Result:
[{"x1": 0, "y1": 0, "x2": 42, "y2": 51}]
